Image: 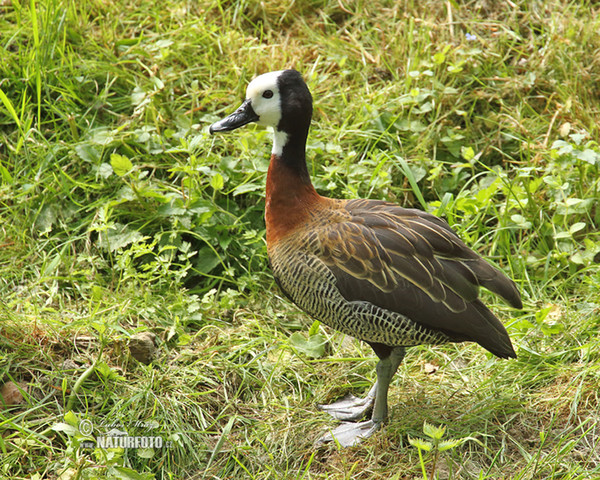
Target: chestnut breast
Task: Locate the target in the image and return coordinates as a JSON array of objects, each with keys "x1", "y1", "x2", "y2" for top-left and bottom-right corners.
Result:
[{"x1": 265, "y1": 154, "x2": 339, "y2": 247}]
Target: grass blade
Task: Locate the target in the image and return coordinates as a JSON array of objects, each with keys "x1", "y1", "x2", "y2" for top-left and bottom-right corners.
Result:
[{"x1": 0, "y1": 87, "x2": 21, "y2": 129}]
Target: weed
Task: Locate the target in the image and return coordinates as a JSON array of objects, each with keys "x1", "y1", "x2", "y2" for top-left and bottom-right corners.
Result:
[{"x1": 408, "y1": 422, "x2": 469, "y2": 480}]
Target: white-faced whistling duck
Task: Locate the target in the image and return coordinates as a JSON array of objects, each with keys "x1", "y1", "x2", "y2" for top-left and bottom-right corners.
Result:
[{"x1": 209, "y1": 69, "x2": 522, "y2": 447}]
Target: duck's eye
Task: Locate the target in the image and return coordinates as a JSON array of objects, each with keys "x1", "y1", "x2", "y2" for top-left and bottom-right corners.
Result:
[{"x1": 262, "y1": 90, "x2": 274, "y2": 99}]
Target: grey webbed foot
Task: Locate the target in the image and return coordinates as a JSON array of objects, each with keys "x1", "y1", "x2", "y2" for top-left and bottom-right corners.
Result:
[
  {"x1": 318, "y1": 383, "x2": 377, "y2": 421},
  {"x1": 317, "y1": 419, "x2": 383, "y2": 447}
]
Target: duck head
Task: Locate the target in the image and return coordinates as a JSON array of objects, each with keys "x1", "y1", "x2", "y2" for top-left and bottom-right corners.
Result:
[{"x1": 209, "y1": 69, "x2": 312, "y2": 157}]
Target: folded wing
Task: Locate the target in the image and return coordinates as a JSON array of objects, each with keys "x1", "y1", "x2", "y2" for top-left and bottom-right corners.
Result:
[{"x1": 310, "y1": 199, "x2": 521, "y2": 358}]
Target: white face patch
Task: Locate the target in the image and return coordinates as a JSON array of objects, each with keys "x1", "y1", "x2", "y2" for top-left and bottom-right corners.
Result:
[{"x1": 246, "y1": 70, "x2": 284, "y2": 129}]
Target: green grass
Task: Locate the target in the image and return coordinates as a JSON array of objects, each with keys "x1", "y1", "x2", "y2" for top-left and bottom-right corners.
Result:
[{"x1": 1, "y1": 0, "x2": 600, "y2": 478}]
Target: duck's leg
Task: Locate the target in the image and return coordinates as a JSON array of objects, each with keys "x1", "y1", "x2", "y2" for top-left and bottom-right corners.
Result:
[{"x1": 318, "y1": 346, "x2": 406, "y2": 447}]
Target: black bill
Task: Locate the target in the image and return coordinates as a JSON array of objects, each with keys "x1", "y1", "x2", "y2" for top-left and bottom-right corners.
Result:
[{"x1": 209, "y1": 99, "x2": 259, "y2": 134}]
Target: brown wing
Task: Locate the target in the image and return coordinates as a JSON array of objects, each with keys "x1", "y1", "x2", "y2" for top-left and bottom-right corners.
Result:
[{"x1": 311, "y1": 198, "x2": 521, "y2": 357}]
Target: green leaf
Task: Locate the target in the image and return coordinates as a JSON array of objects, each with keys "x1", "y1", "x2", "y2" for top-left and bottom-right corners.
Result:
[
  {"x1": 90, "y1": 128, "x2": 115, "y2": 145},
  {"x1": 556, "y1": 198, "x2": 594, "y2": 215},
  {"x1": 51, "y1": 422, "x2": 78, "y2": 436},
  {"x1": 35, "y1": 204, "x2": 56, "y2": 234},
  {"x1": 511, "y1": 214, "x2": 532, "y2": 229},
  {"x1": 110, "y1": 153, "x2": 133, "y2": 177},
  {"x1": 433, "y1": 52, "x2": 445, "y2": 64},
  {"x1": 540, "y1": 322, "x2": 564, "y2": 335},
  {"x1": 408, "y1": 436, "x2": 432, "y2": 451},
  {"x1": 91, "y1": 285, "x2": 104, "y2": 301},
  {"x1": 188, "y1": 199, "x2": 214, "y2": 215},
  {"x1": 553, "y1": 230, "x2": 571, "y2": 240},
  {"x1": 577, "y1": 148, "x2": 600, "y2": 165},
  {"x1": 308, "y1": 320, "x2": 321, "y2": 336},
  {"x1": 152, "y1": 77, "x2": 164, "y2": 90},
  {"x1": 535, "y1": 306, "x2": 553, "y2": 323},
  {"x1": 570, "y1": 252, "x2": 585, "y2": 265},
  {"x1": 423, "y1": 421, "x2": 446, "y2": 440},
  {"x1": 232, "y1": 182, "x2": 262, "y2": 195},
  {"x1": 194, "y1": 246, "x2": 221, "y2": 274},
  {"x1": 64, "y1": 411, "x2": 79, "y2": 427},
  {"x1": 95, "y1": 361, "x2": 115, "y2": 379},
  {"x1": 91, "y1": 321, "x2": 106, "y2": 336},
  {"x1": 98, "y1": 223, "x2": 145, "y2": 252},
  {"x1": 448, "y1": 61, "x2": 465, "y2": 73},
  {"x1": 438, "y1": 438, "x2": 462, "y2": 451},
  {"x1": 75, "y1": 143, "x2": 101, "y2": 163},
  {"x1": 98, "y1": 163, "x2": 113, "y2": 178},
  {"x1": 131, "y1": 87, "x2": 146, "y2": 106},
  {"x1": 53, "y1": 412, "x2": 80, "y2": 436},
  {"x1": 157, "y1": 204, "x2": 187, "y2": 216},
  {"x1": 137, "y1": 447, "x2": 155, "y2": 459},
  {"x1": 569, "y1": 133, "x2": 586, "y2": 145},
  {"x1": 461, "y1": 146, "x2": 475, "y2": 161},
  {"x1": 289, "y1": 332, "x2": 327, "y2": 358},
  {"x1": 210, "y1": 173, "x2": 224, "y2": 191},
  {"x1": 109, "y1": 466, "x2": 155, "y2": 480}
]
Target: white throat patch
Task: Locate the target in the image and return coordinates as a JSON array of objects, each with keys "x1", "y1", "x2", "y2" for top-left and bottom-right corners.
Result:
[{"x1": 272, "y1": 130, "x2": 288, "y2": 157}]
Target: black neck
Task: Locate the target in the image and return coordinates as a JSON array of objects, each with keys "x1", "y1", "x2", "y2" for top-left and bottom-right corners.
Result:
[{"x1": 277, "y1": 128, "x2": 312, "y2": 185}]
